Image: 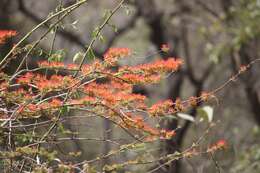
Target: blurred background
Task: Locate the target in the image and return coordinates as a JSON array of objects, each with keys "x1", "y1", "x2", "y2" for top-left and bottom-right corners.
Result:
[{"x1": 1, "y1": 0, "x2": 260, "y2": 172}]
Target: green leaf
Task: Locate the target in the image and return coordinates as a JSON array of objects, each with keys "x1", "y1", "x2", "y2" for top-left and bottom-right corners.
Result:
[
  {"x1": 48, "y1": 49, "x2": 66, "y2": 62},
  {"x1": 87, "y1": 48, "x2": 96, "y2": 61},
  {"x1": 91, "y1": 27, "x2": 99, "y2": 38},
  {"x1": 197, "y1": 106, "x2": 214, "y2": 122},
  {"x1": 60, "y1": 105, "x2": 69, "y2": 115},
  {"x1": 73, "y1": 51, "x2": 84, "y2": 63},
  {"x1": 108, "y1": 23, "x2": 118, "y2": 33},
  {"x1": 99, "y1": 34, "x2": 106, "y2": 43}
]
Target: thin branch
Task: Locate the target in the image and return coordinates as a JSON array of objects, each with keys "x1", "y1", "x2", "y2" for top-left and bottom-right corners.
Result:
[
  {"x1": 194, "y1": 0, "x2": 220, "y2": 19},
  {"x1": 18, "y1": 0, "x2": 86, "y2": 49},
  {"x1": 0, "y1": 0, "x2": 88, "y2": 68}
]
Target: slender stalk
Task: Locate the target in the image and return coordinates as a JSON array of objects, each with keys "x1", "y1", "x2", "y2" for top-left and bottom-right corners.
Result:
[
  {"x1": 0, "y1": 0, "x2": 87, "y2": 68},
  {"x1": 74, "y1": 0, "x2": 125, "y2": 77},
  {"x1": 14, "y1": 2, "x2": 78, "y2": 73}
]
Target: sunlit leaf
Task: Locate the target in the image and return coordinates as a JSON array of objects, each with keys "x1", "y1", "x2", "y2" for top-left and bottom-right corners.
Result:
[
  {"x1": 197, "y1": 106, "x2": 214, "y2": 122},
  {"x1": 177, "y1": 113, "x2": 195, "y2": 122}
]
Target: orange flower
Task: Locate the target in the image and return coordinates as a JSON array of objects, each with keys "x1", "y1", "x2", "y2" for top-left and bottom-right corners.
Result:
[
  {"x1": 120, "y1": 74, "x2": 161, "y2": 84},
  {"x1": 49, "y1": 99, "x2": 62, "y2": 107},
  {"x1": 38, "y1": 61, "x2": 81, "y2": 71},
  {"x1": 17, "y1": 72, "x2": 34, "y2": 84},
  {"x1": 119, "y1": 58, "x2": 182, "y2": 75},
  {"x1": 67, "y1": 63, "x2": 78, "y2": 70},
  {"x1": 207, "y1": 139, "x2": 228, "y2": 152},
  {"x1": 160, "y1": 129, "x2": 176, "y2": 139},
  {"x1": 216, "y1": 139, "x2": 227, "y2": 148},
  {"x1": 27, "y1": 104, "x2": 38, "y2": 112},
  {"x1": 0, "y1": 30, "x2": 17, "y2": 44},
  {"x1": 110, "y1": 80, "x2": 132, "y2": 92},
  {"x1": 148, "y1": 100, "x2": 174, "y2": 116},
  {"x1": 34, "y1": 74, "x2": 77, "y2": 92},
  {"x1": 83, "y1": 81, "x2": 145, "y2": 106},
  {"x1": 104, "y1": 48, "x2": 131, "y2": 66},
  {"x1": 81, "y1": 60, "x2": 104, "y2": 75},
  {"x1": 69, "y1": 96, "x2": 93, "y2": 106},
  {"x1": 164, "y1": 58, "x2": 183, "y2": 71}
]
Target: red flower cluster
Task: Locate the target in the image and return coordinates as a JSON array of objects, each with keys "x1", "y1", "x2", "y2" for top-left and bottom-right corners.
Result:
[
  {"x1": 121, "y1": 113, "x2": 175, "y2": 141},
  {"x1": 120, "y1": 58, "x2": 182, "y2": 74},
  {"x1": 0, "y1": 30, "x2": 17, "y2": 44},
  {"x1": 84, "y1": 81, "x2": 145, "y2": 107},
  {"x1": 17, "y1": 72, "x2": 78, "y2": 92},
  {"x1": 36, "y1": 74, "x2": 77, "y2": 92},
  {"x1": 120, "y1": 73, "x2": 161, "y2": 84},
  {"x1": 17, "y1": 72, "x2": 34, "y2": 84},
  {"x1": 148, "y1": 100, "x2": 174, "y2": 116},
  {"x1": 124, "y1": 114, "x2": 159, "y2": 135},
  {"x1": 82, "y1": 60, "x2": 105, "y2": 75},
  {"x1": 69, "y1": 95, "x2": 96, "y2": 106},
  {"x1": 25, "y1": 98, "x2": 62, "y2": 114},
  {"x1": 38, "y1": 61, "x2": 79, "y2": 71},
  {"x1": 207, "y1": 139, "x2": 228, "y2": 152},
  {"x1": 117, "y1": 58, "x2": 182, "y2": 84},
  {"x1": 104, "y1": 48, "x2": 131, "y2": 66}
]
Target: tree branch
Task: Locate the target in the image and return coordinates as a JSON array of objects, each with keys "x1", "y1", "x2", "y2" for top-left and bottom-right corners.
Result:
[
  {"x1": 18, "y1": 0, "x2": 86, "y2": 49},
  {"x1": 18, "y1": 0, "x2": 139, "y2": 58}
]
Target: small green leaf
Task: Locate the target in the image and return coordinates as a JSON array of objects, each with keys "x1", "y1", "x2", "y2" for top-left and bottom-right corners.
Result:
[
  {"x1": 48, "y1": 49, "x2": 66, "y2": 62},
  {"x1": 99, "y1": 34, "x2": 106, "y2": 43},
  {"x1": 91, "y1": 27, "x2": 99, "y2": 38},
  {"x1": 87, "y1": 48, "x2": 96, "y2": 61},
  {"x1": 197, "y1": 106, "x2": 214, "y2": 122},
  {"x1": 108, "y1": 23, "x2": 118, "y2": 33},
  {"x1": 73, "y1": 51, "x2": 84, "y2": 63},
  {"x1": 60, "y1": 106, "x2": 69, "y2": 115}
]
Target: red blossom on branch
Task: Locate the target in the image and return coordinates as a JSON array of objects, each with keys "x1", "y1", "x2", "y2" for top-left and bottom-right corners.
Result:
[
  {"x1": 104, "y1": 47, "x2": 131, "y2": 66},
  {"x1": 120, "y1": 58, "x2": 182, "y2": 75},
  {"x1": 120, "y1": 73, "x2": 161, "y2": 84},
  {"x1": 148, "y1": 99, "x2": 174, "y2": 116},
  {"x1": 0, "y1": 30, "x2": 17, "y2": 44},
  {"x1": 17, "y1": 72, "x2": 78, "y2": 92},
  {"x1": 207, "y1": 139, "x2": 228, "y2": 152}
]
